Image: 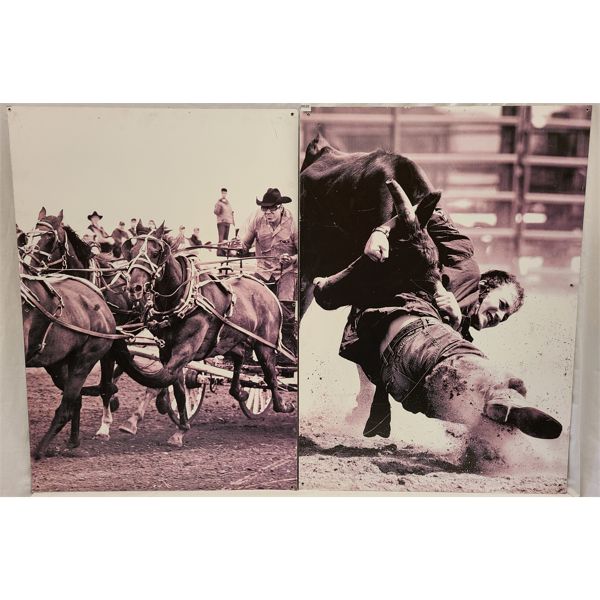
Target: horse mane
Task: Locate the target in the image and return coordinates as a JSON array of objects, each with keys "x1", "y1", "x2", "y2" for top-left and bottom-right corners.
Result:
[{"x1": 63, "y1": 225, "x2": 93, "y2": 267}]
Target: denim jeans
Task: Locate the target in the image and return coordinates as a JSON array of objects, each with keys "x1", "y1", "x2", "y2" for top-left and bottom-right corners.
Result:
[{"x1": 379, "y1": 316, "x2": 485, "y2": 415}]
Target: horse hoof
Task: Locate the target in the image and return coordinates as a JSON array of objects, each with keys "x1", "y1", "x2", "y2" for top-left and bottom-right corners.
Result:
[
  {"x1": 67, "y1": 439, "x2": 81, "y2": 449},
  {"x1": 273, "y1": 402, "x2": 295, "y2": 414},
  {"x1": 236, "y1": 389, "x2": 250, "y2": 403},
  {"x1": 167, "y1": 431, "x2": 184, "y2": 448},
  {"x1": 94, "y1": 432, "x2": 110, "y2": 441},
  {"x1": 110, "y1": 396, "x2": 120, "y2": 412},
  {"x1": 118, "y1": 422, "x2": 137, "y2": 435},
  {"x1": 156, "y1": 392, "x2": 169, "y2": 415}
]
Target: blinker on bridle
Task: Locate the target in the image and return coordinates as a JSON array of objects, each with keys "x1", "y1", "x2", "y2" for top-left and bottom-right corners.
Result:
[
  {"x1": 126, "y1": 234, "x2": 171, "y2": 284},
  {"x1": 23, "y1": 220, "x2": 69, "y2": 270}
]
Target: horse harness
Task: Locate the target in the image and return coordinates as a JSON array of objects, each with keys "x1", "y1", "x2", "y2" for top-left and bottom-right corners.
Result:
[
  {"x1": 20, "y1": 274, "x2": 132, "y2": 358},
  {"x1": 127, "y1": 237, "x2": 295, "y2": 362}
]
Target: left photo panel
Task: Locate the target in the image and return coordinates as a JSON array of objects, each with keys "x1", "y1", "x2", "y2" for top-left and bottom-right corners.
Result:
[{"x1": 9, "y1": 106, "x2": 299, "y2": 492}]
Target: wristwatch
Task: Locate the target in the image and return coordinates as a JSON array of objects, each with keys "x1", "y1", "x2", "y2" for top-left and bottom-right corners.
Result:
[{"x1": 372, "y1": 225, "x2": 390, "y2": 238}]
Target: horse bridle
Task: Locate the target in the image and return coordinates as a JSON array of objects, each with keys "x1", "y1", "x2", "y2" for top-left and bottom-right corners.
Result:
[
  {"x1": 22, "y1": 220, "x2": 69, "y2": 270},
  {"x1": 125, "y1": 234, "x2": 172, "y2": 292}
]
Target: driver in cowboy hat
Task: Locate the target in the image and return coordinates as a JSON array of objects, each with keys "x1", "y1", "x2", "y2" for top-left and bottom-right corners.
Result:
[
  {"x1": 86, "y1": 210, "x2": 115, "y2": 254},
  {"x1": 231, "y1": 188, "x2": 298, "y2": 360}
]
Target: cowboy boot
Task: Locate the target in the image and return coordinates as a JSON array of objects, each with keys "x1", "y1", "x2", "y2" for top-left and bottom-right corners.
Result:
[
  {"x1": 482, "y1": 390, "x2": 562, "y2": 439},
  {"x1": 363, "y1": 384, "x2": 391, "y2": 438}
]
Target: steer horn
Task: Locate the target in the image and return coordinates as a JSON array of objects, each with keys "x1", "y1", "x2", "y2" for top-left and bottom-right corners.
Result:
[{"x1": 385, "y1": 179, "x2": 417, "y2": 229}]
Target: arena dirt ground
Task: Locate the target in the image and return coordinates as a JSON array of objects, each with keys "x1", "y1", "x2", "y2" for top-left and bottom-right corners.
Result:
[
  {"x1": 299, "y1": 286, "x2": 576, "y2": 494},
  {"x1": 26, "y1": 367, "x2": 297, "y2": 493}
]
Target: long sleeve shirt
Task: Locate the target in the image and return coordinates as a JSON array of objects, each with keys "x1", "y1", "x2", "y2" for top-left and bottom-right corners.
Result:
[
  {"x1": 339, "y1": 208, "x2": 481, "y2": 367},
  {"x1": 239, "y1": 207, "x2": 298, "y2": 281}
]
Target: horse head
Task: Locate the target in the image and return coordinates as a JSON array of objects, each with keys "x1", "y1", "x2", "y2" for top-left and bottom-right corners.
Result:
[
  {"x1": 21, "y1": 207, "x2": 67, "y2": 270},
  {"x1": 122, "y1": 222, "x2": 172, "y2": 305}
]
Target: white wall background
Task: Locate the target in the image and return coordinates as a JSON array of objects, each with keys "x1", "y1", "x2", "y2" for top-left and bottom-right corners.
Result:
[{"x1": 8, "y1": 106, "x2": 299, "y2": 239}]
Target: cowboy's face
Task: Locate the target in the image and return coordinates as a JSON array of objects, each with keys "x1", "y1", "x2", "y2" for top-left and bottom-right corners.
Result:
[
  {"x1": 472, "y1": 282, "x2": 519, "y2": 330},
  {"x1": 91, "y1": 216, "x2": 100, "y2": 226},
  {"x1": 262, "y1": 204, "x2": 282, "y2": 224}
]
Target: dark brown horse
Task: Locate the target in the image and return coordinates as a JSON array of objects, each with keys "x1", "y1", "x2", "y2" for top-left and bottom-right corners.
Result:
[
  {"x1": 21, "y1": 275, "x2": 117, "y2": 458},
  {"x1": 113, "y1": 224, "x2": 294, "y2": 447},
  {"x1": 21, "y1": 208, "x2": 136, "y2": 439}
]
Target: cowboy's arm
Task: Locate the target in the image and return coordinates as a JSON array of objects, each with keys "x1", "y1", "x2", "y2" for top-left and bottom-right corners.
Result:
[{"x1": 236, "y1": 214, "x2": 257, "y2": 253}]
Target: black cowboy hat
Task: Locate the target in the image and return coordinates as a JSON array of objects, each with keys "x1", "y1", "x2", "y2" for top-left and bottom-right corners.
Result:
[
  {"x1": 256, "y1": 188, "x2": 292, "y2": 207},
  {"x1": 87, "y1": 210, "x2": 103, "y2": 220}
]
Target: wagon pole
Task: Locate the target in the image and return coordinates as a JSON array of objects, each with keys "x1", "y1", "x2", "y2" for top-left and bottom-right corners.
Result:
[{"x1": 128, "y1": 348, "x2": 297, "y2": 392}]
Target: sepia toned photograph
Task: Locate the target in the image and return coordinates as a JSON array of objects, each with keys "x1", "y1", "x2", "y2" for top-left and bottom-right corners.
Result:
[
  {"x1": 299, "y1": 105, "x2": 592, "y2": 493},
  {"x1": 10, "y1": 106, "x2": 298, "y2": 492}
]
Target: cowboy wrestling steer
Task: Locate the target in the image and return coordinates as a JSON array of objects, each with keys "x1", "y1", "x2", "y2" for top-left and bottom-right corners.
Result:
[{"x1": 312, "y1": 179, "x2": 563, "y2": 447}]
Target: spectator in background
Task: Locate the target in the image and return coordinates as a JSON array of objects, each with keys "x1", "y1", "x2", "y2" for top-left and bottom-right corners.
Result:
[
  {"x1": 148, "y1": 220, "x2": 157, "y2": 231},
  {"x1": 110, "y1": 221, "x2": 131, "y2": 258},
  {"x1": 111, "y1": 221, "x2": 131, "y2": 245},
  {"x1": 189, "y1": 227, "x2": 203, "y2": 247},
  {"x1": 87, "y1": 210, "x2": 114, "y2": 253},
  {"x1": 214, "y1": 187, "x2": 235, "y2": 256},
  {"x1": 129, "y1": 218, "x2": 138, "y2": 236}
]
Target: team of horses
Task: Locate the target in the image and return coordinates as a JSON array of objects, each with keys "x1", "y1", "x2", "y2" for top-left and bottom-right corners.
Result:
[{"x1": 19, "y1": 209, "x2": 293, "y2": 458}]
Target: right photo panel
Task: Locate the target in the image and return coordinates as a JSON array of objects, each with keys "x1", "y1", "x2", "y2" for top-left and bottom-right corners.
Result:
[{"x1": 299, "y1": 105, "x2": 592, "y2": 493}]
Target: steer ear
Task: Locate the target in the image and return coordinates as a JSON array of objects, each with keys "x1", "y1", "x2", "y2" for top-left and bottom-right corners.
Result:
[{"x1": 415, "y1": 191, "x2": 442, "y2": 228}]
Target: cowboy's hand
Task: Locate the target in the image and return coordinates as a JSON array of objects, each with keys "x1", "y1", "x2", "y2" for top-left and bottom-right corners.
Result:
[
  {"x1": 364, "y1": 230, "x2": 389, "y2": 262},
  {"x1": 228, "y1": 237, "x2": 243, "y2": 249},
  {"x1": 279, "y1": 253, "x2": 294, "y2": 268},
  {"x1": 434, "y1": 289, "x2": 461, "y2": 327}
]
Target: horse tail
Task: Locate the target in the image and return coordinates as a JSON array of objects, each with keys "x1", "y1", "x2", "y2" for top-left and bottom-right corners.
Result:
[{"x1": 111, "y1": 340, "x2": 176, "y2": 389}]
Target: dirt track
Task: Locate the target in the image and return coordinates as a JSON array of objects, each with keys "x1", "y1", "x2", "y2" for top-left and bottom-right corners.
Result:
[
  {"x1": 299, "y1": 287, "x2": 575, "y2": 494},
  {"x1": 27, "y1": 367, "x2": 297, "y2": 493}
]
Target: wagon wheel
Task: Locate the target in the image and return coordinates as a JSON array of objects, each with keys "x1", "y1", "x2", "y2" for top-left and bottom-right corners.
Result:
[
  {"x1": 238, "y1": 385, "x2": 273, "y2": 419},
  {"x1": 165, "y1": 377, "x2": 207, "y2": 426}
]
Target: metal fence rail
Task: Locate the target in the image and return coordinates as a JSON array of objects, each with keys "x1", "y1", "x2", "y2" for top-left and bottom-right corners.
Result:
[{"x1": 300, "y1": 105, "x2": 591, "y2": 275}]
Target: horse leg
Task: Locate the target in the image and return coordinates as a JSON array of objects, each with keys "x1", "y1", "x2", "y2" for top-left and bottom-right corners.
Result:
[
  {"x1": 166, "y1": 371, "x2": 189, "y2": 448},
  {"x1": 46, "y1": 363, "x2": 68, "y2": 391},
  {"x1": 254, "y1": 343, "x2": 294, "y2": 413},
  {"x1": 34, "y1": 362, "x2": 92, "y2": 459},
  {"x1": 228, "y1": 347, "x2": 249, "y2": 403},
  {"x1": 119, "y1": 387, "x2": 160, "y2": 435},
  {"x1": 95, "y1": 355, "x2": 118, "y2": 440},
  {"x1": 67, "y1": 395, "x2": 83, "y2": 449}
]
